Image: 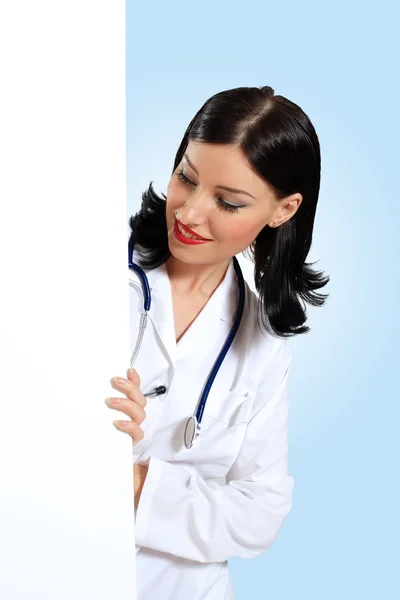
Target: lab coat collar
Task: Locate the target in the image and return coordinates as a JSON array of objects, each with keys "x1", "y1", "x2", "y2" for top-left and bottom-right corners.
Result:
[{"x1": 133, "y1": 252, "x2": 238, "y2": 370}]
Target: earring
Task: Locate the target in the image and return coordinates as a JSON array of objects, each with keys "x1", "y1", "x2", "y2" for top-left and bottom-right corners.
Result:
[{"x1": 270, "y1": 222, "x2": 277, "y2": 228}]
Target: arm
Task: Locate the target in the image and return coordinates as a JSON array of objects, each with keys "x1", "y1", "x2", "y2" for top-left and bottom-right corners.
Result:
[{"x1": 134, "y1": 358, "x2": 294, "y2": 563}]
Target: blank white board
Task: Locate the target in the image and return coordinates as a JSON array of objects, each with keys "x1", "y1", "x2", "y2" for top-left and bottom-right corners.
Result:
[{"x1": 0, "y1": 3, "x2": 137, "y2": 598}]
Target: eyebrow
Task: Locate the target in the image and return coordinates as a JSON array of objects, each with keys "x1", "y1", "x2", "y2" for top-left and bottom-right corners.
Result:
[{"x1": 183, "y1": 153, "x2": 257, "y2": 200}]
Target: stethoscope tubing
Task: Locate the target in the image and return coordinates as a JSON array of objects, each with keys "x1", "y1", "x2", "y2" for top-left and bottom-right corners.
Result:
[{"x1": 128, "y1": 238, "x2": 245, "y2": 448}]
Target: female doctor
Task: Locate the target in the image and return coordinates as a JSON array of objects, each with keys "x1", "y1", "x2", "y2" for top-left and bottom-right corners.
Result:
[{"x1": 106, "y1": 85, "x2": 329, "y2": 599}]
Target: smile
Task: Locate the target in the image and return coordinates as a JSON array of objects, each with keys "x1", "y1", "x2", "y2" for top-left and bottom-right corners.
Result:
[
  {"x1": 173, "y1": 218, "x2": 212, "y2": 245},
  {"x1": 177, "y1": 221, "x2": 206, "y2": 240}
]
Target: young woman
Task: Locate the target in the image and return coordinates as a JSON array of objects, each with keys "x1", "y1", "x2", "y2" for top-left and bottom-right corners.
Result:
[{"x1": 106, "y1": 85, "x2": 329, "y2": 600}]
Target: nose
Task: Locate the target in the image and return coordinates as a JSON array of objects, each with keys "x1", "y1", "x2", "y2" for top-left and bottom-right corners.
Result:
[{"x1": 178, "y1": 189, "x2": 209, "y2": 228}]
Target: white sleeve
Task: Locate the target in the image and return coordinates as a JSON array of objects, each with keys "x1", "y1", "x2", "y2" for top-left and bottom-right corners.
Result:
[{"x1": 134, "y1": 359, "x2": 294, "y2": 564}]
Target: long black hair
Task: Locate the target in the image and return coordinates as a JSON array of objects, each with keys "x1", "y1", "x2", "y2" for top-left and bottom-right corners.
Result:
[{"x1": 129, "y1": 85, "x2": 329, "y2": 338}]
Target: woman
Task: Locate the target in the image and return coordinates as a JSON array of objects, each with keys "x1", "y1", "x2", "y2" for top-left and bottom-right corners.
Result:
[{"x1": 106, "y1": 85, "x2": 329, "y2": 599}]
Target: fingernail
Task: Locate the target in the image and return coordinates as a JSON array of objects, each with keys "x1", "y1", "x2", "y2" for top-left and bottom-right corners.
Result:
[
  {"x1": 105, "y1": 397, "x2": 121, "y2": 406},
  {"x1": 127, "y1": 368, "x2": 135, "y2": 377}
]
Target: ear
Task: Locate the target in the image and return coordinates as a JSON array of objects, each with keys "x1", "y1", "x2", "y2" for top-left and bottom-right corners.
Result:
[{"x1": 273, "y1": 193, "x2": 303, "y2": 226}]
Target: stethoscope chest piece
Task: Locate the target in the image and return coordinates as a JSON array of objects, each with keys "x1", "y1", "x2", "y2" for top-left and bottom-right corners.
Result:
[{"x1": 184, "y1": 415, "x2": 201, "y2": 449}]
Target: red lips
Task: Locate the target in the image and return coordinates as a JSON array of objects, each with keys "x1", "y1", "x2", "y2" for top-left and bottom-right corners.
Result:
[{"x1": 175, "y1": 218, "x2": 212, "y2": 241}]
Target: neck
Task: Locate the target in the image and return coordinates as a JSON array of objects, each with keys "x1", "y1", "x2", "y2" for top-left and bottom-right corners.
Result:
[{"x1": 165, "y1": 256, "x2": 231, "y2": 297}]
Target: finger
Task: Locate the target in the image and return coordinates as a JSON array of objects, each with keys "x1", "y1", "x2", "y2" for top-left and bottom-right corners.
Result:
[
  {"x1": 113, "y1": 421, "x2": 144, "y2": 443},
  {"x1": 127, "y1": 368, "x2": 140, "y2": 386},
  {"x1": 105, "y1": 397, "x2": 146, "y2": 424},
  {"x1": 110, "y1": 377, "x2": 147, "y2": 409},
  {"x1": 126, "y1": 369, "x2": 146, "y2": 408},
  {"x1": 113, "y1": 420, "x2": 144, "y2": 442}
]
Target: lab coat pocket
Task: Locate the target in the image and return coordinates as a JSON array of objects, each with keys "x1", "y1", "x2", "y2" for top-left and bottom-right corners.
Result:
[
  {"x1": 171, "y1": 388, "x2": 254, "y2": 476},
  {"x1": 202, "y1": 385, "x2": 254, "y2": 426}
]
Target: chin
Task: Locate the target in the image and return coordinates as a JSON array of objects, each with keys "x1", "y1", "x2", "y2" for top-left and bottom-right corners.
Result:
[
  {"x1": 167, "y1": 244, "x2": 201, "y2": 264},
  {"x1": 167, "y1": 239, "x2": 210, "y2": 264}
]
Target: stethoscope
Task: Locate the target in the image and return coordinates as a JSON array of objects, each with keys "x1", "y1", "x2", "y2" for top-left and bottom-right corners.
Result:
[{"x1": 128, "y1": 237, "x2": 246, "y2": 449}]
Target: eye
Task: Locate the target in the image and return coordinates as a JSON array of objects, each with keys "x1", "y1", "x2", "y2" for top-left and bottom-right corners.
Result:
[
  {"x1": 175, "y1": 169, "x2": 194, "y2": 186},
  {"x1": 175, "y1": 168, "x2": 246, "y2": 214},
  {"x1": 215, "y1": 198, "x2": 241, "y2": 213}
]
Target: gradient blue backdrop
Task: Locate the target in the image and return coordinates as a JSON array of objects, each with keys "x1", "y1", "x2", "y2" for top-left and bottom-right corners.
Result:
[{"x1": 126, "y1": 2, "x2": 399, "y2": 598}]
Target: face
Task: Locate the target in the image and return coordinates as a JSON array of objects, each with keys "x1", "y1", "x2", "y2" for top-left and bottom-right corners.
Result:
[{"x1": 165, "y1": 140, "x2": 302, "y2": 266}]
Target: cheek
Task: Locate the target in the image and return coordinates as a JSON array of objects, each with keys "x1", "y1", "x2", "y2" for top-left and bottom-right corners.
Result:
[
  {"x1": 166, "y1": 181, "x2": 187, "y2": 214},
  {"x1": 216, "y1": 217, "x2": 262, "y2": 244},
  {"x1": 167, "y1": 179, "x2": 186, "y2": 200}
]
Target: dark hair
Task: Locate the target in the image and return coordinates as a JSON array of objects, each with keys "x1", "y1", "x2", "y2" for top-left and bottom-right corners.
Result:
[{"x1": 129, "y1": 85, "x2": 329, "y2": 337}]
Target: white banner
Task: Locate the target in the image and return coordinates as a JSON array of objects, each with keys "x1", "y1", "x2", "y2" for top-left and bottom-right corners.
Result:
[{"x1": 0, "y1": 3, "x2": 137, "y2": 598}]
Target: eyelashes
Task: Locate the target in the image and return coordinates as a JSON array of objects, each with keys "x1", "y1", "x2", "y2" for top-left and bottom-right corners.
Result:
[{"x1": 175, "y1": 169, "x2": 244, "y2": 214}]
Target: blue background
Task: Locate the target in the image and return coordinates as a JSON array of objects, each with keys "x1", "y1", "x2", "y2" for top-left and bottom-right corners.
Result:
[{"x1": 126, "y1": 1, "x2": 399, "y2": 597}]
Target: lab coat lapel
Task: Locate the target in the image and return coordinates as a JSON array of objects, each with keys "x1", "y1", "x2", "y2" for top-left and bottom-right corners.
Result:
[
  {"x1": 130, "y1": 250, "x2": 177, "y2": 373},
  {"x1": 130, "y1": 252, "x2": 238, "y2": 370},
  {"x1": 146, "y1": 263, "x2": 177, "y2": 371}
]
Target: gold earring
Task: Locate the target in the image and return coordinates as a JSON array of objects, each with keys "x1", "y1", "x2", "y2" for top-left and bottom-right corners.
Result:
[{"x1": 270, "y1": 222, "x2": 277, "y2": 228}]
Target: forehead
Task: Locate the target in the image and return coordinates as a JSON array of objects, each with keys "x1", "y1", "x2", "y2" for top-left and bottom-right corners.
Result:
[
  {"x1": 183, "y1": 140, "x2": 275, "y2": 200},
  {"x1": 184, "y1": 140, "x2": 250, "y2": 173}
]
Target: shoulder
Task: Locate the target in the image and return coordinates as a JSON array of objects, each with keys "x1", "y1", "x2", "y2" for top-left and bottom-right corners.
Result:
[
  {"x1": 238, "y1": 281, "x2": 292, "y2": 393},
  {"x1": 242, "y1": 282, "x2": 291, "y2": 355}
]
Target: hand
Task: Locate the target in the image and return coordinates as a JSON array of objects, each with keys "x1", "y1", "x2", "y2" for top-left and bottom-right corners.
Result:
[
  {"x1": 133, "y1": 464, "x2": 148, "y2": 509},
  {"x1": 106, "y1": 368, "x2": 147, "y2": 445}
]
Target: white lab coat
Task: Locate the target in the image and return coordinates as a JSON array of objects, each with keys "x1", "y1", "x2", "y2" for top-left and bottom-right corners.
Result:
[{"x1": 128, "y1": 250, "x2": 294, "y2": 600}]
